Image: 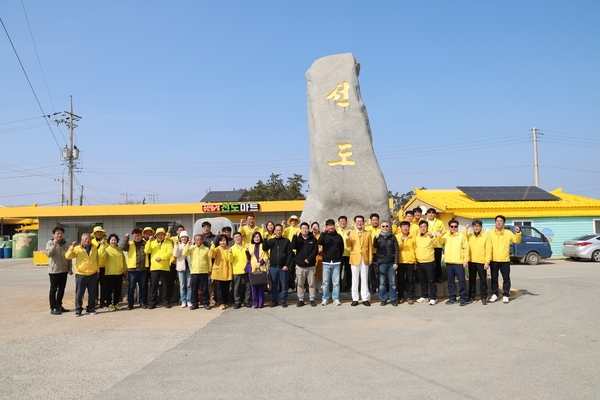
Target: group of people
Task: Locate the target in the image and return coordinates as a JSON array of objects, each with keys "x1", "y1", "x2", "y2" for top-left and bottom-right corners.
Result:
[{"x1": 45, "y1": 209, "x2": 521, "y2": 316}]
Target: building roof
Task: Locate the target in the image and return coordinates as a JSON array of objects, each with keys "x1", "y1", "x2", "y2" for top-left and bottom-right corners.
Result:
[
  {"x1": 200, "y1": 190, "x2": 245, "y2": 203},
  {"x1": 404, "y1": 187, "x2": 600, "y2": 218}
]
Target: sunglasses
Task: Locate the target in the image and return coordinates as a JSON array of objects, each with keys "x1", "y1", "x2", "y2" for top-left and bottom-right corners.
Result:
[
  {"x1": 381, "y1": 225, "x2": 389, "y2": 228},
  {"x1": 450, "y1": 225, "x2": 458, "y2": 228}
]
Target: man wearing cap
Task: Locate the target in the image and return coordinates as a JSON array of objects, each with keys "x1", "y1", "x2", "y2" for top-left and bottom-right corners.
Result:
[
  {"x1": 426, "y1": 209, "x2": 445, "y2": 283},
  {"x1": 46, "y1": 226, "x2": 73, "y2": 315},
  {"x1": 91, "y1": 226, "x2": 108, "y2": 308},
  {"x1": 438, "y1": 219, "x2": 470, "y2": 306},
  {"x1": 172, "y1": 230, "x2": 192, "y2": 308},
  {"x1": 319, "y1": 219, "x2": 345, "y2": 306},
  {"x1": 66, "y1": 233, "x2": 100, "y2": 316},
  {"x1": 120, "y1": 228, "x2": 149, "y2": 309},
  {"x1": 345, "y1": 215, "x2": 373, "y2": 307},
  {"x1": 145, "y1": 227, "x2": 174, "y2": 309}
]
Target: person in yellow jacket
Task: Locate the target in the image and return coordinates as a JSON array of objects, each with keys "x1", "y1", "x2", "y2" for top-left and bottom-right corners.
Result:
[
  {"x1": 426, "y1": 209, "x2": 445, "y2": 283},
  {"x1": 183, "y1": 234, "x2": 212, "y2": 310},
  {"x1": 231, "y1": 232, "x2": 252, "y2": 309},
  {"x1": 463, "y1": 220, "x2": 489, "y2": 304},
  {"x1": 396, "y1": 221, "x2": 417, "y2": 304},
  {"x1": 344, "y1": 215, "x2": 373, "y2": 307},
  {"x1": 98, "y1": 233, "x2": 126, "y2": 311},
  {"x1": 336, "y1": 216, "x2": 352, "y2": 293},
  {"x1": 66, "y1": 233, "x2": 99, "y2": 316},
  {"x1": 239, "y1": 215, "x2": 263, "y2": 246},
  {"x1": 144, "y1": 227, "x2": 174, "y2": 309},
  {"x1": 282, "y1": 215, "x2": 301, "y2": 241},
  {"x1": 209, "y1": 235, "x2": 233, "y2": 310},
  {"x1": 248, "y1": 232, "x2": 269, "y2": 308},
  {"x1": 120, "y1": 228, "x2": 149, "y2": 310},
  {"x1": 437, "y1": 220, "x2": 470, "y2": 306},
  {"x1": 485, "y1": 215, "x2": 521, "y2": 304},
  {"x1": 364, "y1": 213, "x2": 382, "y2": 294},
  {"x1": 415, "y1": 220, "x2": 442, "y2": 305},
  {"x1": 91, "y1": 226, "x2": 108, "y2": 308}
]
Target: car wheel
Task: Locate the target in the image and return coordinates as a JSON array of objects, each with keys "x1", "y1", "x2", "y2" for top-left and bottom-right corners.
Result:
[
  {"x1": 525, "y1": 252, "x2": 540, "y2": 265},
  {"x1": 592, "y1": 250, "x2": 600, "y2": 262}
]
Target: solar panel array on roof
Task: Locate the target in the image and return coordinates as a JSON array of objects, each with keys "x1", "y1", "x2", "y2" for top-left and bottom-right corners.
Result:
[{"x1": 457, "y1": 186, "x2": 560, "y2": 202}]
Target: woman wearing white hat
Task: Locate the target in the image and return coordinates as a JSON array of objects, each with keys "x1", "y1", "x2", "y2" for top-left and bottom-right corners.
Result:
[{"x1": 173, "y1": 231, "x2": 192, "y2": 307}]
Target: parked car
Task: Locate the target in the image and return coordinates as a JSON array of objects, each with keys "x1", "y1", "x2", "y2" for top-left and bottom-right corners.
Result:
[
  {"x1": 506, "y1": 225, "x2": 553, "y2": 265},
  {"x1": 562, "y1": 234, "x2": 600, "y2": 262}
]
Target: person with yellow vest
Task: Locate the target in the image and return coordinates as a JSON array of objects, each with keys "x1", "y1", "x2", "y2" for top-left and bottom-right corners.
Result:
[
  {"x1": 345, "y1": 215, "x2": 373, "y2": 307},
  {"x1": 415, "y1": 220, "x2": 442, "y2": 305},
  {"x1": 91, "y1": 226, "x2": 108, "y2": 308},
  {"x1": 98, "y1": 233, "x2": 126, "y2": 311},
  {"x1": 66, "y1": 233, "x2": 99, "y2": 317},
  {"x1": 396, "y1": 221, "x2": 417, "y2": 304},
  {"x1": 463, "y1": 220, "x2": 489, "y2": 304},
  {"x1": 239, "y1": 215, "x2": 263, "y2": 246},
  {"x1": 183, "y1": 234, "x2": 212, "y2": 310},
  {"x1": 437, "y1": 220, "x2": 470, "y2": 306},
  {"x1": 144, "y1": 227, "x2": 174, "y2": 309},
  {"x1": 120, "y1": 228, "x2": 149, "y2": 310},
  {"x1": 231, "y1": 232, "x2": 252, "y2": 309},
  {"x1": 485, "y1": 215, "x2": 521, "y2": 304},
  {"x1": 426, "y1": 209, "x2": 445, "y2": 283},
  {"x1": 365, "y1": 213, "x2": 382, "y2": 294},
  {"x1": 209, "y1": 234, "x2": 234, "y2": 310},
  {"x1": 336, "y1": 216, "x2": 352, "y2": 293}
]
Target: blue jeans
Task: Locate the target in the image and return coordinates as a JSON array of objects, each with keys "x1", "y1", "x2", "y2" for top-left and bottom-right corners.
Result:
[
  {"x1": 269, "y1": 266, "x2": 289, "y2": 304},
  {"x1": 178, "y1": 268, "x2": 192, "y2": 304},
  {"x1": 322, "y1": 262, "x2": 341, "y2": 301},
  {"x1": 447, "y1": 263, "x2": 467, "y2": 301},
  {"x1": 378, "y1": 263, "x2": 397, "y2": 302},
  {"x1": 127, "y1": 270, "x2": 148, "y2": 306}
]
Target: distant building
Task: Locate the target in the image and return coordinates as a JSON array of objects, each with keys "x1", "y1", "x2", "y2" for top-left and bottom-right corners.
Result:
[{"x1": 200, "y1": 190, "x2": 245, "y2": 203}]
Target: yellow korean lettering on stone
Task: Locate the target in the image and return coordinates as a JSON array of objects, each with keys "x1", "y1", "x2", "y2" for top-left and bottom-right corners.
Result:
[
  {"x1": 328, "y1": 142, "x2": 355, "y2": 166},
  {"x1": 326, "y1": 82, "x2": 350, "y2": 107}
]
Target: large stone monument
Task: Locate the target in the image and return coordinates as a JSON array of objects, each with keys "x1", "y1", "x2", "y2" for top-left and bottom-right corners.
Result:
[{"x1": 301, "y1": 53, "x2": 390, "y2": 225}]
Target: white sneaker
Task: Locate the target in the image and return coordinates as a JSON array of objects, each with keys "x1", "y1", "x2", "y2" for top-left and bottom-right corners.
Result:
[
  {"x1": 334, "y1": 300, "x2": 341, "y2": 306},
  {"x1": 490, "y1": 294, "x2": 498, "y2": 303},
  {"x1": 429, "y1": 299, "x2": 437, "y2": 306},
  {"x1": 181, "y1": 302, "x2": 187, "y2": 308},
  {"x1": 502, "y1": 296, "x2": 509, "y2": 304},
  {"x1": 416, "y1": 297, "x2": 429, "y2": 303},
  {"x1": 321, "y1": 300, "x2": 327, "y2": 306}
]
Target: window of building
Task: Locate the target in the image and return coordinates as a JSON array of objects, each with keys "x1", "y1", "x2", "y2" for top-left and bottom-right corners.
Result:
[{"x1": 594, "y1": 219, "x2": 600, "y2": 234}]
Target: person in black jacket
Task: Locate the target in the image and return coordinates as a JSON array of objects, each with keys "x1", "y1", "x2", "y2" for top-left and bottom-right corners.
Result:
[
  {"x1": 317, "y1": 219, "x2": 345, "y2": 306},
  {"x1": 373, "y1": 222, "x2": 399, "y2": 306},
  {"x1": 291, "y1": 223, "x2": 319, "y2": 307},
  {"x1": 262, "y1": 224, "x2": 294, "y2": 308}
]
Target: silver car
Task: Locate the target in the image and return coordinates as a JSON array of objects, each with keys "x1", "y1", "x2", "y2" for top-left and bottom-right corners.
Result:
[{"x1": 562, "y1": 234, "x2": 600, "y2": 262}]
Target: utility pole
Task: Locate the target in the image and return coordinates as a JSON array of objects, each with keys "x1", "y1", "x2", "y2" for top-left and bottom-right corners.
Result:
[
  {"x1": 54, "y1": 173, "x2": 65, "y2": 206},
  {"x1": 532, "y1": 127, "x2": 540, "y2": 187},
  {"x1": 79, "y1": 185, "x2": 84, "y2": 206},
  {"x1": 55, "y1": 96, "x2": 81, "y2": 206},
  {"x1": 121, "y1": 190, "x2": 129, "y2": 204}
]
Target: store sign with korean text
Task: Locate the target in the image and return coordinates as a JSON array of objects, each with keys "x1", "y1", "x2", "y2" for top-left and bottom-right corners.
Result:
[{"x1": 202, "y1": 203, "x2": 260, "y2": 213}]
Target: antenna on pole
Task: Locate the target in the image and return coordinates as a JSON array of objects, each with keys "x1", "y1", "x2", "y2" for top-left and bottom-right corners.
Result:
[{"x1": 531, "y1": 127, "x2": 542, "y2": 187}]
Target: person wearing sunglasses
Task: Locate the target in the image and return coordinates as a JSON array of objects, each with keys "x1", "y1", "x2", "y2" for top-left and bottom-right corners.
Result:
[
  {"x1": 373, "y1": 222, "x2": 399, "y2": 306},
  {"x1": 437, "y1": 220, "x2": 470, "y2": 306}
]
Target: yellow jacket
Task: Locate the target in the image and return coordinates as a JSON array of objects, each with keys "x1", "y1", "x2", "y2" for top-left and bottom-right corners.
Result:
[
  {"x1": 464, "y1": 231, "x2": 488, "y2": 264},
  {"x1": 208, "y1": 245, "x2": 233, "y2": 281},
  {"x1": 345, "y1": 230, "x2": 373, "y2": 265},
  {"x1": 92, "y1": 237, "x2": 107, "y2": 267},
  {"x1": 438, "y1": 232, "x2": 469, "y2": 264},
  {"x1": 485, "y1": 229, "x2": 522, "y2": 263},
  {"x1": 392, "y1": 223, "x2": 419, "y2": 238},
  {"x1": 122, "y1": 239, "x2": 149, "y2": 270},
  {"x1": 239, "y1": 225, "x2": 263, "y2": 246},
  {"x1": 249, "y1": 243, "x2": 269, "y2": 272},
  {"x1": 414, "y1": 233, "x2": 440, "y2": 263},
  {"x1": 396, "y1": 233, "x2": 416, "y2": 264},
  {"x1": 98, "y1": 244, "x2": 126, "y2": 275},
  {"x1": 283, "y1": 225, "x2": 300, "y2": 241},
  {"x1": 66, "y1": 244, "x2": 99, "y2": 276},
  {"x1": 231, "y1": 244, "x2": 249, "y2": 275},
  {"x1": 144, "y1": 239, "x2": 174, "y2": 272},
  {"x1": 427, "y1": 218, "x2": 445, "y2": 248},
  {"x1": 183, "y1": 244, "x2": 212, "y2": 274},
  {"x1": 364, "y1": 226, "x2": 381, "y2": 254},
  {"x1": 336, "y1": 227, "x2": 352, "y2": 257}
]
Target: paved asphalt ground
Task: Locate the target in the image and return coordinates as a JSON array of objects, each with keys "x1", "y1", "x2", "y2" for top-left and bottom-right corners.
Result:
[{"x1": 0, "y1": 258, "x2": 599, "y2": 399}]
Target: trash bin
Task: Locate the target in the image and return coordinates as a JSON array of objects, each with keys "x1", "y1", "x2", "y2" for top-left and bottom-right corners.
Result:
[{"x1": 3, "y1": 247, "x2": 12, "y2": 258}]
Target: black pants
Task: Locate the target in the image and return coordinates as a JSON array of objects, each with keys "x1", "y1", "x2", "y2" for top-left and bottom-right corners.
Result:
[
  {"x1": 397, "y1": 263, "x2": 415, "y2": 300},
  {"x1": 105, "y1": 274, "x2": 122, "y2": 305},
  {"x1": 417, "y1": 261, "x2": 436, "y2": 300},
  {"x1": 190, "y1": 274, "x2": 209, "y2": 306},
  {"x1": 434, "y1": 248, "x2": 443, "y2": 281},
  {"x1": 99, "y1": 267, "x2": 109, "y2": 307},
  {"x1": 233, "y1": 274, "x2": 251, "y2": 305},
  {"x1": 49, "y1": 272, "x2": 68, "y2": 309},
  {"x1": 368, "y1": 260, "x2": 378, "y2": 291},
  {"x1": 215, "y1": 280, "x2": 231, "y2": 305},
  {"x1": 75, "y1": 273, "x2": 98, "y2": 313},
  {"x1": 468, "y1": 262, "x2": 488, "y2": 300},
  {"x1": 341, "y1": 256, "x2": 351, "y2": 291},
  {"x1": 168, "y1": 263, "x2": 177, "y2": 303},
  {"x1": 490, "y1": 261, "x2": 511, "y2": 297},
  {"x1": 150, "y1": 270, "x2": 170, "y2": 305}
]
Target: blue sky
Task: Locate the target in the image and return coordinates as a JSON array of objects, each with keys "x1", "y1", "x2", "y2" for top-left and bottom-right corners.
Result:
[{"x1": 1, "y1": 1, "x2": 599, "y2": 206}]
